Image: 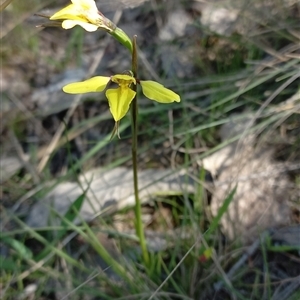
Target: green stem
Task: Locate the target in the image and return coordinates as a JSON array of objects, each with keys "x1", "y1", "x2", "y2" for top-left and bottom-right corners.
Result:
[
  {"x1": 131, "y1": 35, "x2": 149, "y2": 266},
  {"x1": 110, "y1": 27, "x2": 133, "y2": 53}
]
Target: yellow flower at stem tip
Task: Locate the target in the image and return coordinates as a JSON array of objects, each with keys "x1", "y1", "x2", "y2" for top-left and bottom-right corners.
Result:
[
  {"x1": 50, "y1": 0, "x2": 115, "y2": 32},
  {"x1": 63, "y1": 74, "x2": 181, "y2": 122}
]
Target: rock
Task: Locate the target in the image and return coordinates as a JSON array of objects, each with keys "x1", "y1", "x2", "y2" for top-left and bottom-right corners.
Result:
[
  {"x1": 31, "y1": 69, "x2": 86, "y2": 116},
  {"x1": 26, "y1": 167, "x2": 195, "y2": 227},
  {"x1": 0, "y1": 155, "x2": 29, "y2": 183},
  {"x1": 159, "y1": 43, "x2": 195, "y2": 79},
  {"x1": 271, "y1": 225, "x2": 300, "y2": 248},
  {"x1": 198, "y1": 0, "x2": 300, "y2": 36},
  {"x1": 200, "y1": 4, "x2": 239, "y2": 36},
  {"x1": 202, "y1": 115, "x2": 291, "y2": 243},
  {"x1": 158, "y1": 9, "x2": 193, "y2": 41}
]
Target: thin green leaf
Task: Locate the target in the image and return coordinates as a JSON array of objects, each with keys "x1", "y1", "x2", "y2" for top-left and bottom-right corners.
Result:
[
  {"x1": 206, "y1": 186, "x2": 237, "y2": 236},
  {"x1": 1, "y1": 237, "x2": 32, "y2": 260}
]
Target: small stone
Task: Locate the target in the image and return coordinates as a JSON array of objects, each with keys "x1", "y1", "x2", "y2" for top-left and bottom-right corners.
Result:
[
  {"x1": 200, "y1": 4, "x2": 239, "y2": 36},
  {"x1": 159, "y1": 9, "x2": 193, "y2": 41}
]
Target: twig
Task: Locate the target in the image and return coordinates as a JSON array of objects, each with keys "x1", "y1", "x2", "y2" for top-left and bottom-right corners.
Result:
[
  {"x1": 149, "y1": 238, "x2": 199, "y2": 300},
  {"x1": 214, "y1": 231, "x2": 269, "y2": 291},
  {"x1": 272, "y1": 276, "x2": 300, "y2": 300},
  {"x1": 8, "y1": 129, "x2": 40, "y2": 184}
]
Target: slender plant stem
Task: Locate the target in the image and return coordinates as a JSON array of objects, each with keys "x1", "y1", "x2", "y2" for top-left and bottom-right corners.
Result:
[
  {"x1": 110, "y1": 27, "x2": 133, "y2": 53},
  {"x1": 131, "y1": 35, "x2": 149, "y2": 266}
]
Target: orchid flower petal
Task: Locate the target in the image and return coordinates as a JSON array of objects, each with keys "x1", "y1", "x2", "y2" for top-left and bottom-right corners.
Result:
[
  {"x1": 62, "y1": 20, "x2": 99, "y2": 31},
  {"x1": 50, "y1": 5, "x2": 84, "y2": 21},
  {"x1": 106, "y1": 87, "x2": 136, "y2": 121},
  {"x1": 140, "y1": 81, "x2": 180, "y2": 103},
  {"x1": 111, "y1": 74, "x2": 136, "y2": 85},
  {"x1": 63, "y1": 76, "x2": 110, "y2": 94},
  {"x1": 50, "y1": 0, "x2": 106, "y2": 30},
  {"x1": 49, "y1": 0, "x2": 131, "y2": 49}
]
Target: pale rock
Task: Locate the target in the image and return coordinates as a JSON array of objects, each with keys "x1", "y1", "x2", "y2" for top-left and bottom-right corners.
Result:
[
  {"x1": 26, "y1": 167, "x2": 195, "y2": 227},
  {"x1": 1, "y1": 155, "x2": 29, "y2": 183},
  {"x1": 202, "y1": 116, "x2": 291, "y2": 243},
  {"x1": 159, "y1": 9, "x2": 193, "y2": 41},
  {"x1": 201, "y1": 4, "x2": 239, "y2": 36}
]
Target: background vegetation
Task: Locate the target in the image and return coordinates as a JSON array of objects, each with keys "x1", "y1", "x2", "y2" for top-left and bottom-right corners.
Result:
[{"x1": 1, "y1": 0, "x2": 299, "y2": 299}]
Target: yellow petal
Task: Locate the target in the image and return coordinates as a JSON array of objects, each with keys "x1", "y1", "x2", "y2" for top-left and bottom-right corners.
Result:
[
  {"x1": 63, "y1": 76, "x2": 110, "y2": 94},
  {"x1": 50, "y1": 4, "x2": 84, "y2": 21},
  {"x1": 140, "y1": 81, "x2": 180, "y2": 103},
  {"x1": 62, "y1": 20, "x2": 98, "y2": 31},
  {"x1": 106, "y1": 87, "x2": 136, "y2": 121},
  {"x1": 111, "y1": 74, "x2": 136, "y2": 86},
  {"x1": 50, "y1": 0, "x2": 102, "y2": 29}
]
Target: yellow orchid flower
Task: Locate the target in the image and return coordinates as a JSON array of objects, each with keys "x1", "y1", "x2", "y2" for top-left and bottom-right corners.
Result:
[
  {"x1": 50, "y1": 0, "x2": 115, "y2": 32},
  {"x1": 63, "y1": 73, "x2": 180, "y2": 122},
  {"x1": 49, "y1": 0, "x2": 133, "y2": 51}
]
